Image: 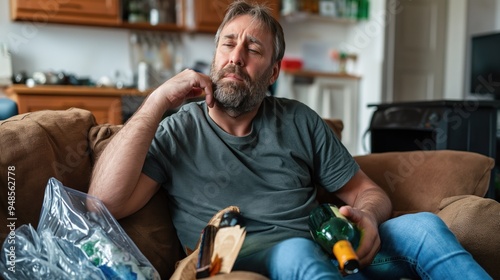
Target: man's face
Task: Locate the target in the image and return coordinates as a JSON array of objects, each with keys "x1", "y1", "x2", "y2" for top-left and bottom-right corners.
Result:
[{"x1": 210, "y1": 15, "x2": 279, "y2": 117}]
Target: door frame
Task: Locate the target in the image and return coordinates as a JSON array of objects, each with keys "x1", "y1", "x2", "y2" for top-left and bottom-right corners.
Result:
[
  {"x1": 382, "y1": 0, "x2": 397, "y2": 103},
  {"x1": 382, "y1": 0, "x2": 451, "y2": 103}
]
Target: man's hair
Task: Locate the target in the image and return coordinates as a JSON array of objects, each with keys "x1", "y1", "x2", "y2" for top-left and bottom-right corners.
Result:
[{"x1": 214, "y1": 0, "x2": 286, "y2": 65}]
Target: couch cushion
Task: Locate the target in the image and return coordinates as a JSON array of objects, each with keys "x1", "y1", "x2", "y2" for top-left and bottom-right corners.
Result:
[
  {"x1": 88, "y1": 123, "x2": 122, "y2": 164},
  {"x1": 354, "y1": 150, "x2": 494, "y2": 217},
  {"x1": 118, "y1": 187, "x2": 184, "y2": 278},
  {"x1": 0, "y1": 108, "x2": 96, "y2": 241},
  {"x1": 437, "y1": 195, "x2": 500, "y2": 279}
]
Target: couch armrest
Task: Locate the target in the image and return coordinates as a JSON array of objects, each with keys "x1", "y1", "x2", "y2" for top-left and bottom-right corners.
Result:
[
  {"x1": 437, "y1": 195, "x2": 500, "y2": 279},
  {"x1": 119, "y1": 188, "x2": 185, "y2": 278}
]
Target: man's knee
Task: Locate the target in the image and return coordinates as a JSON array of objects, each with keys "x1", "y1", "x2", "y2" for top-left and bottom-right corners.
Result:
[
  {"x1": 399, "y1": 212, "x2": 446, "y2": 231},
  {"x1": 381, "y1": 212, "x2": 451, "y2": 240},
  {"x1": 268, "y1": 238, "x2": 342, "y2": 280}
]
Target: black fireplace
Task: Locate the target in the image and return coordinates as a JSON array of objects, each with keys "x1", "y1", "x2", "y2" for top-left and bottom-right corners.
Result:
[{"x1": 368, "y1": 100, "x2": 500, "y2": 199}]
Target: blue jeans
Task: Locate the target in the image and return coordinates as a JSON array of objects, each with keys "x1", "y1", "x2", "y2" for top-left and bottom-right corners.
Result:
[{"x1": 233, "y1": 212, "x2": 491, "y2": 280}]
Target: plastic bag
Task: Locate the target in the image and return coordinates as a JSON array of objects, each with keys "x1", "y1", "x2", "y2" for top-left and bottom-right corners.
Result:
[{"x1": 0, "y1": 177, "x2": 160, "y2": 280}]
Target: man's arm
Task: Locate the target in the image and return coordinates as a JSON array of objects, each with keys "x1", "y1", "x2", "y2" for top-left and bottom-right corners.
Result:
[
  {"x1": 334, "y1": 169, "x2": 392, "y2": 268},
  {"x1": 88, "y1": 69, "x2": 214, "y2": 219}
]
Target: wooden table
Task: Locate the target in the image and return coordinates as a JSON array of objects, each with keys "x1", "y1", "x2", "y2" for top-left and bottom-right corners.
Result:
[{"x1": 6, "y1": 85, "x2": 149, "y2": 125}]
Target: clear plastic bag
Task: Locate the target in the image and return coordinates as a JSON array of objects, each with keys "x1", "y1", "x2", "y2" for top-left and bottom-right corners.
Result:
[{"x1": 0, "y1": 177, "x2": 160, "y2": 280}]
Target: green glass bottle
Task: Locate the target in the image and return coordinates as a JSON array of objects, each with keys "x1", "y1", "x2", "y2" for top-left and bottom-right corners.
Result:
[{"x1": 308, "y1": 203, "x2": 361, "y2": 274}]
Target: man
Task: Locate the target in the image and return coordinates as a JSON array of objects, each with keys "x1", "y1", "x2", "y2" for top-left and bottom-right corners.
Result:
[{"x1": 89, "y1": 1, "x2": 491, "y2": 279}]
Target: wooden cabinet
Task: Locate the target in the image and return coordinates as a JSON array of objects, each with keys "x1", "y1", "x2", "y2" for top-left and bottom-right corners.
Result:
[
  {"x1": 9, "y1": 0, "x2": 184, "y2": 31},
  {"x1": 18, "y1": 95, "x2": 122, "y2": 124},
  {"x1": 10, "y1": 0, "x2": 280, "y2": 32},
  {"x1": 6, "y1": 85, "x2": 147, "y2": 125},
  {"x1": 186, "y1": 0, "x2": 281, "y2": 33},
  {"x1": 10, "y1": 0, "x2": 120, "y2": 26},
  {"x1": 190, "y1": 0, "x2": 233, "y2": 33}
]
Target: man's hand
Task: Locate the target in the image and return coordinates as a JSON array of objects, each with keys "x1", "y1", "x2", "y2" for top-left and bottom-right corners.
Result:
[
  {"x1": 334, "y1": 170, "x2": 391, "y2": 268},
  {"x1": 151, "y1": 69, "x2": 214, "y2": 112},
  {"x1": 339, "y1": 205, "x2": 381, "y2": 268}
]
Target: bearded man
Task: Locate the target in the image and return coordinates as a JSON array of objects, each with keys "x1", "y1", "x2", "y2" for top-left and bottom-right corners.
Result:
[{"x1": 89, "y1": 1, "x2": 491, "y2": 279}]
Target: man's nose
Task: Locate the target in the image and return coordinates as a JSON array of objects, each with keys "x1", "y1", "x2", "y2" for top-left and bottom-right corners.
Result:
[{"x1": 230, "y1": 45, "x2": 245, "y2": 67}]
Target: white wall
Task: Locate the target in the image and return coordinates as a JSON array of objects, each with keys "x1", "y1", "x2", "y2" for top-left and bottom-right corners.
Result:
[
  {"x1": 497, "y1": 0, "x2": 500, "y2": 27},
  {"x1": 0, "y1": 3, "x2": 132, "y2": 82},
  {"x1": 443, "y1": 0, "x2": 467, "y2": 100},
  {"x1": 346, "y1": 0, "x2": 387, "y2": 154},
  {"x1": 467, "y1": 0, "x2": 498, "y2": 35}
]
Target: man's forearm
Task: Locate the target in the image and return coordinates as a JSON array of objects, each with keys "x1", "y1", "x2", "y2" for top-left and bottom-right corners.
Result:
[
  {"x1": 337, "y1": 170, "x2": 392, "y2": 226},
  {"x1": 352, "y1": 187, "x2": 392, "y2": 226},
  {"x1": 88, "y1": 93, "x2": 168, "y2": 211}
]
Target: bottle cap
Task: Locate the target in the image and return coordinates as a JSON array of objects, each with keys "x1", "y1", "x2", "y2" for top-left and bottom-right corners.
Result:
[{"x1": 333, "y1": 240, "x2": 359, "y2": 274}]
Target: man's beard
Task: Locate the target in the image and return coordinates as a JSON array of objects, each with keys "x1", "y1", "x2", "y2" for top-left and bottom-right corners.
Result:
[{"x1": 210, "y1": 63, "x2": 272, "y2": 117}]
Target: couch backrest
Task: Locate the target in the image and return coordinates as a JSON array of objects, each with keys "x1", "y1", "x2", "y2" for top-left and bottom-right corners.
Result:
[
  {"x1": 0, "y1": 108, "x2": 96, "y2": 236},
  {"x1": 323, "y1": 118, "x2": 343, "y2": 140},
  {"x1": 354, "y1": 150, "x2": 494, "y2": 217}
]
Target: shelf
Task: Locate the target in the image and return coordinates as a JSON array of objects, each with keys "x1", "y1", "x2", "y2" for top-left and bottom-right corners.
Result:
[
  {"x1": 12, "y1": 17, "x2": 185, "y2": 32},
  {"x1": 281, "y1": 12, "x2": 358, "y2": 24},
  {"x1": 282, "y1": 69, "x2": 361, "y2": 80},
  {"x1": 118, "y1": 22, "x2": 185, "y2": 32},
  {"x1": 6, "y1": 85, "x2": 150, "y2": 97}
]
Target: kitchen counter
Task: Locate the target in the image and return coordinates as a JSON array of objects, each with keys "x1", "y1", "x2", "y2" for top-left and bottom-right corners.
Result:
[
  {"x1": 6, "y1": 85, "x2": 151, "y2": 124},
  {"x1": 6, "y1": 84, "x2": 150, "y2": 96}
]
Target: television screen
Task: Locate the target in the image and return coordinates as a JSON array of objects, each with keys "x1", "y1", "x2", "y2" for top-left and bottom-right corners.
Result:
[{"x1": 470, "y1": 32, "x2": 500, "y2": 95}]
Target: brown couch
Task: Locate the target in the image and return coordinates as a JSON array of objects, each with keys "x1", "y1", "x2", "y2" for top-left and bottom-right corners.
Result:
[{"x1": 1, "y1": 108, "x2": 499, "y2": 279}]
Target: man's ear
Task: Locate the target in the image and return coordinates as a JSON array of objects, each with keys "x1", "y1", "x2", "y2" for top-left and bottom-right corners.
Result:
[{"x1": 269, "y1": 61, "x2": 281, "y2": 85}]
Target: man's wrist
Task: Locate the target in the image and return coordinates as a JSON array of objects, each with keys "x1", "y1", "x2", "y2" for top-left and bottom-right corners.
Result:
[{"x1": 143, "y1": 90, "x2": 172, "y2": 118}]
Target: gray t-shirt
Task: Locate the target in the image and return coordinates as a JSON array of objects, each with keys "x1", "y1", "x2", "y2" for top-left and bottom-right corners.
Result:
[{"x1": 142, "y1": 96, "x2": 359, "y2": 256}]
